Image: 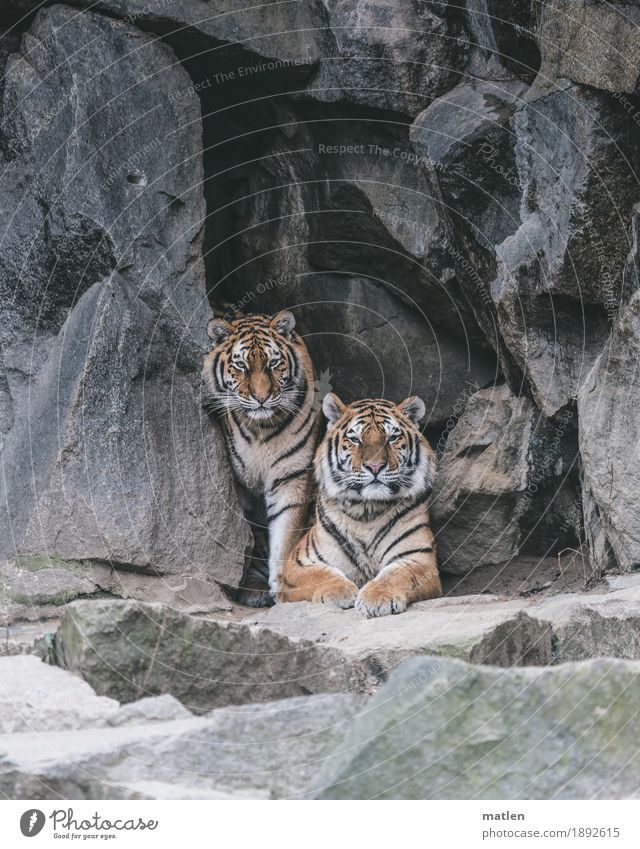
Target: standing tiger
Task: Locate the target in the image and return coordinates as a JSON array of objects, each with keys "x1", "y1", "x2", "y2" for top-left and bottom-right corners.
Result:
[
  {"x1": 277, "y1": 394, "x2": 442, "y2": 617},
  {"x1": 202, "y1": 310, "x2": 320, "y2": 606}
]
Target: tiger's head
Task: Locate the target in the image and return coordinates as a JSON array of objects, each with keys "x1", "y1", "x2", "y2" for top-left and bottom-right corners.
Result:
[
  {"x1": 202, "y1": 311, "x2": 307, "y2": 421},
  {"x1": 316, "y1": 395, "x2": 435, "y2": 502}
]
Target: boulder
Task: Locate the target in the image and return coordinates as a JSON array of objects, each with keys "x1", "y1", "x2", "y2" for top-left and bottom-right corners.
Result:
[
  {"x1": 9, "y1": 274, "x2": 248, "y2": 595},
  {"x1": 108, "y1": 695, "x2": 193, "y2": 727},
  {"x1": 7, "y1": 0, "x2": 326, "y2": 76},
  {"x1": 410, "y1": 77, "x2": 528, "y2": 245},
  {"x1": 311, "y1": 0, "x2": 469, "y2": 117},
  {"x1": 314, "y1": 655, "x2": 640, "y2": 799},
  {"x1": 579, "y1": 290, "x2": 640, "y2": 572},
  {"x1": 0, "y1": 690, "x2": 364, "y2": 799},
  {"x1": 412, "y1": 77, "x2": 638, "y2": 414},
  {"x1": 0, "y1": 655, "x2": 119, "y2": 733},
  {"x1": 464, "y1": 0, "x2": 540, "y2": 82},
  {"x1": 254, "y1": 574, "x2": 640, "y2": 671},
  {"x1": 490, "y1": 82, "x2": 638, "y2": 414},
  {"x1": 431, "y1": 383, "x2": 579, "y2": 573},
  {"x1": 0, "y1": 7, "x2": 250, "y2": 608},
  {"x1": 55, "y1": 600, "x2": 376, "y2": 711},
  {"x1": 536, "y1": 0, "x2": 640, "y2": 93},
  {"x1": 255, "y1": 594, "x2": 543, "y2": 672}
]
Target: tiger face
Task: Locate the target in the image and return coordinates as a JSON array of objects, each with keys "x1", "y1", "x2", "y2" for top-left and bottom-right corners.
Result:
[
  {"x1": 317, "y1": 394, "x2": 435, "y2": 502},
  {"x1": 203, "y1": 311, "x2": 304, "y2": 421}
]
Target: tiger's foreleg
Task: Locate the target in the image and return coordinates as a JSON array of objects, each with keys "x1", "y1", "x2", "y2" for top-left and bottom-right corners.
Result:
[
  {"x1": 275, "y1": 530, "x2": 358, "y2": 608},
  {"x1": 355, "y1": 548, "x2": 442, "y2": 618},
  {"x1": 233, "y1": 481, "x2": 271, "y2": 608},
  {"x1": 265, "y1": 473, "x2": 313, "y2": 595}
]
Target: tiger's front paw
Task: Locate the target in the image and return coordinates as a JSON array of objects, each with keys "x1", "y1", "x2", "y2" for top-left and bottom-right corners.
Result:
[
  {"x1": 355, "y1": 582, "x2": 408, "y2": 618},
  {"x1": 312, "y1": 577, "x2": 358, "y2": 609}
]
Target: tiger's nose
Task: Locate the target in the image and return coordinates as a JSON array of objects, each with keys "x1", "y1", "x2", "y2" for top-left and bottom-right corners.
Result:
[
  {"x1": 364, "y1": 461, "x2": 386, "y2": 476},
  {"x1": 251, "y1": 390, "x2": 270, "y2": 405}
]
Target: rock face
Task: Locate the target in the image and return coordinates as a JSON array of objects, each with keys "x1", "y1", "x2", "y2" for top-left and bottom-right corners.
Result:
[
  {"x1": 536, "y1": 0, "x2": 640, "y2": 94},
  {"x1": 1, "y1": 0, "x2": 639, "y2": 613},
  {"x1": 0, "y1": 686, "x2": 365, "y2": 800},
  {"x1": 314, "y1": 656, "x2": 640, "y2": 799},
  {"x1": 432, "y1": 383, "x2": 579, "y2": 573},
  {"x1": 55, "y1": 600, "x2": 376, "y2": 710},
  {"x1": 0, "y1": 6, "x2": 249, "y2": 611},
  {"x1": 4, "y1": 650, "x2": 640, "y2": 800},
  {"x1": 0, "y1": 655, "x2": 119, "y2": 733},
  {"x1": 579, "y1": 291, "x2": 640, "y2": 572},
  {"x1": 253, "y1": 574, "x2": 640, "y2": 671},
  {"x1": 490, "y1": 82, "x2": 638, "y2": 416},
  {"x1": 313, "y1": 0, "x2": 469, "y2": 117},
  {"x1": 3, "y1": 0, "x2": 640, "y2": 803}
]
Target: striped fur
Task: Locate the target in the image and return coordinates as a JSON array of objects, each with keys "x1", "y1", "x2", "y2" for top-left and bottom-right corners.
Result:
[
  {"x1": 202, "y1": 310, "x2": 319, "y2": 605},
  {"x1": 277, "y1": 394, "x2": 442, "y2": 617}
]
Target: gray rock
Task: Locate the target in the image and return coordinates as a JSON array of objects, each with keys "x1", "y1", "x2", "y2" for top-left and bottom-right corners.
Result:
[
  {"x1": 579, "y1": 290, "x2": 640, "y2": 572},
  {"x1": 536, "y1": 0, "x2": 640, "y2": 93},
  {"x1": 464, "y1": 0, "x2": 539, "y2": 82},
  {"x1": 8, "y1": 0, "x2": 326, "y2": 74},
  {"x1": 410, "y1": 77, "x2": 528, "y2": 245},
  {"x1": 0, "y1": 655, "x2": 119, "y2": 733},
  {"x1": 311, "y1": 0, "x2": 469, "y2": 117},
  {"x1": 256, "y1": 594, "x2": 532, "y2": 672},
  {"x1": 0, "y1": 7, "x2": 250, "y2": 606},
  {"x1": 55, "y1": 600, "x2": 376, "y2": 711},
  {"x1": 411, "y1": 75, "x2": 638, "y2": 416},
  {"x1": 254, "y1": 574, "x2": 640, "y2": 670},
  {"x1": 2, "y1": 558, "x2": 99, "y2": 608},
  {"x1": 11, "y1": 274, "x2": 248, "y2": 594},
  {"x1": 108, "y1": 695, "x2": 193, "y2": 726},
  {"x1": 314, "y1": 656, "x2": 640, "y2": 798},
  {"x1": 490, "y1": 82, "x2": 637, "y2": 414},
  {"x1": 0, "y1": 6, "x2": 204, "y2": 420},
  {"x1": 293, "y1": 275, "x2": 497, "y2": 428},
  {"x1": 431, "y1": 384, "x2": 579, "y2": 573},
  {"x1": 0, "y1": 691, "x2": 365, "y2": 799}
]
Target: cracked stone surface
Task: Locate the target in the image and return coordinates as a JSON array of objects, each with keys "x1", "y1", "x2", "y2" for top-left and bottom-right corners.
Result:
[
  {"x1": 3, "y1": 651, "x2": 640, "y2": 799},
  {"x1": 252, "y1": 574, "x2": 640, "y2": 672}
]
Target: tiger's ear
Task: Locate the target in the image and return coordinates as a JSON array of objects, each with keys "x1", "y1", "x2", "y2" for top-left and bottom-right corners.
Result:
[
  {"x1": 207, "y1": 318, "x2": 232, "y2": 345},
  {"x1": 323, "y1": 393, "x2": 346, "y2": 425},
  {"x1": 398, "y1": 396, "x2": 425, "y2": 425},
  {"x1": 271, "y1": 310, "x2": 295, "y2": 338}
]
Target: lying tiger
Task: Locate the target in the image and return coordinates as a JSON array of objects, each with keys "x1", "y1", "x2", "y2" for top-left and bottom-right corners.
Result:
[
  {"x1": 276, "y1": 393, "x2": 442, "y2": 618},
  {"x1": 202, "y1": 310, "x2": 319, "y2": 606}
]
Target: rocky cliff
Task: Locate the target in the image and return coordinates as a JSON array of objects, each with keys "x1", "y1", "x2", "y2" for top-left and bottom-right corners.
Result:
[
  {"x1": 0, "y1": 0, "x2": 640, "y2": 607},
  {"x1": 1, "y1": 1, "x2": 638, "y2": 605},
  {"x1": 1, "y1": 0, "x2": 640, "y2": 800}
]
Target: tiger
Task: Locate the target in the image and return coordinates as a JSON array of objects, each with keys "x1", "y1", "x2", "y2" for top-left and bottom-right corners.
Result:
[
  {"x1": 202, "y1": 310, "x2": 320, "y2": 607},
  {"x1": 276, "y1": 393, "x2": 442, "y2": 617}
]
